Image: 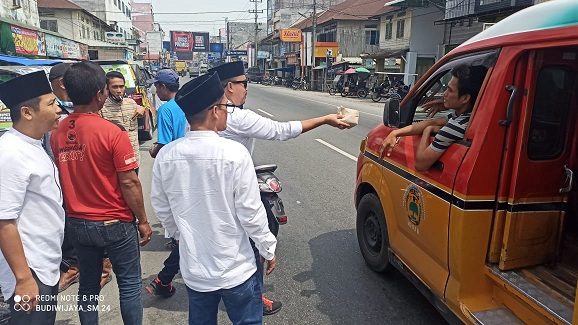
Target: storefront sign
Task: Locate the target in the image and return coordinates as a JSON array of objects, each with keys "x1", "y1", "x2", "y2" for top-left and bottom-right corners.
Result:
[
  {"x1": 280, "y1": 29, "x2": 302, "y2": 43},
  {"x1": 11, "y1": 25, "x2": 45, "y2": 56},
  {"x1": 315, "y1": 42, "x2": 338, "y2": 58},
  {"x1": 45, "y1": 34, "x2": 86, "y2": 59}
]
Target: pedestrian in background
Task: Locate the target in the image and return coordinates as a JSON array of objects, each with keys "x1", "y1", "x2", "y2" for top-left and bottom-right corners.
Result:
[
  {"x1": 51, "y1": 61, "x2": 152, "y2": 325},
  {"x1": 0, "y1": 71, "x2": 64, "y2": 325},
  {"x1": 151, "y1": 72, "x2": 277, "y2": 325},
  {"x1": 100, "y1": 71, "x2": 145, "y2": 174}
]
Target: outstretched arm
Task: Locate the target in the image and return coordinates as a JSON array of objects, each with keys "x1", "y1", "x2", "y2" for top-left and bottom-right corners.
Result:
[
  {"x1": 380, "y1": 117, "x2": 447, "y2": 157},
  {"x1": 301, "y1": 114, "x2": 350, "y2": 132}
]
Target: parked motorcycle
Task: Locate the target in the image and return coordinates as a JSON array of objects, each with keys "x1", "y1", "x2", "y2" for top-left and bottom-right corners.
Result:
[
  {"x1": 255, "y1": 164, "x2": 287, "y2": 236},
  {"x1": 371, "y1": 79, "x2": 391, "y2": 102}
]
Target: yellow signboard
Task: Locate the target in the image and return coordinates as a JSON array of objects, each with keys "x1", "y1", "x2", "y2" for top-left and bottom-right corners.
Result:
[{"x1": 280, "y1": 29, "x2": 302, "y2": 43}]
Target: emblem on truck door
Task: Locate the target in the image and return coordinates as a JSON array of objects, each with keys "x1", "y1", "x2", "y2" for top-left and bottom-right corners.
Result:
[{"x1": 403, "y1": 184, "x2": 425, "y2": 230}]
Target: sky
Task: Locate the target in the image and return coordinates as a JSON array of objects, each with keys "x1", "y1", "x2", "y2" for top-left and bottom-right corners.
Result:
[{"x1": 146, "y1": 0, "x2": 268, "y2": 38}]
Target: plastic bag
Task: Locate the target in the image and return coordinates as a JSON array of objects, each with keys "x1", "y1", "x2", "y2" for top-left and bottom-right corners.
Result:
[{"x1": 337, "y1": 105, "x2": 359, "y2": 127}]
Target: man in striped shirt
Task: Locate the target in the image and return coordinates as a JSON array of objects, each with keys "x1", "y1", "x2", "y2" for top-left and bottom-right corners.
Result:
[
  {"x1": 381, "y1": 64, "x2": 487, "y2": 171},
  {"x1": 100, "y1": 71, "x2": 145, "y2": 173}
]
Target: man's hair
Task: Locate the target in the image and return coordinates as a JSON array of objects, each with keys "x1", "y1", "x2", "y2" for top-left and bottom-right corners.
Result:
[
  {"x1": 186, "y1": 95, "x2": 224, "y2": 125},
  {"x1": 156, "y1": 81, "x2": 179, "y2": 93},
  {"x1": 220, "y1": 77, "x2": 236, "y2": 89},
  {"x1": 450, "y1": 64, "x2": 488, "y2": 106},
  {"x1": 106, "y1": 71, "x2": 125, "y2": 86},
  {"x1": 9, "y1": 97, "x2": 40, "y2": 123},
  {"x1": 64, "y1": 61, "x2": 106, "y2": 105}
]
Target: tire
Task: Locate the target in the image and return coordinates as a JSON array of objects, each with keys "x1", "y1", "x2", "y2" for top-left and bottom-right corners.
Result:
[
  {"x1": 329, "y1": 87, "x2": 336, "y2": 95},
  {"x1": 371, "y1": 92, "x2": 382, "y2": 102},
  {"x1": 340, "y1": 90, "x2": 347, "y2": 97},
  {"x1": 302, "y1": 83, "x2": 308, "y2": 91},
  {"x1": 357, "y1": 89, "x2": 368, "y2": 98},
  {"x1": 357, "y1": 193, "x2": 390, "y2": 272}
]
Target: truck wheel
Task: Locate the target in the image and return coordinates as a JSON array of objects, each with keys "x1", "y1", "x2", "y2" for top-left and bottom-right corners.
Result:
[{"x1": 357, "y1": 193, "x2": 390, "y2": 272}]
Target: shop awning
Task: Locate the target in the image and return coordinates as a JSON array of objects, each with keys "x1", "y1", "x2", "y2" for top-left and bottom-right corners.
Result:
[
  {"x1": 361, "y1": 49, "x2": 408, "y2": 59},
  {"x1": 0, "y1": 54, "x2": 62, "y2": 66}
]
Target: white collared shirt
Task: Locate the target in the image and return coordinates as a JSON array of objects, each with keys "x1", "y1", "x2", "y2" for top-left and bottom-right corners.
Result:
[
  {"x1": 151, "y1": 131, "x2": 277, "y2": 292},
  {"x1": 0, "y1": 129, "x2": 65, "y2": 300},
  {"x1": 219, "y1": 108, "x2": 303, "y2": 155}
]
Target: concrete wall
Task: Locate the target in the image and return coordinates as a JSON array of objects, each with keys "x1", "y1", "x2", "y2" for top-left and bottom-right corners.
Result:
[
  {"x1": 0, "y1": 0, "x2": 40, "y2": 27},
  {"x1": 408, "y1": 6, "x2": 444, "y2": 59},
  {"x1": 378, "y1": 10, "x2": 410, "y2": 51},
  {"x1": 70, "y1": 0, "x2": 132, "y2": 38},
  {"x1": 336, "y1": 20, "x2": 380, "y2": 58},
  {"x1": 39, "y1": 9, "x2": 110, "y2": 43}
]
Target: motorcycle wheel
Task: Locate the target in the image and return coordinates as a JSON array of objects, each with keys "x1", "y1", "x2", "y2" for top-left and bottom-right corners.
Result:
[
  {"x1": 357, "y1": 89, "x2": 368, "y2": 98},
  {"x1": 371, "y1": 92, "x2": 382, "y2": 102},
  {"x1": 340, "y1": 90, "x2": 347, "y2": 97},
  {"x1": 329, "y1": 87, "x2": 336, "y2": 95},
  {"x1": 302, "y1": 83, "x2": 308, "y2": 91}
]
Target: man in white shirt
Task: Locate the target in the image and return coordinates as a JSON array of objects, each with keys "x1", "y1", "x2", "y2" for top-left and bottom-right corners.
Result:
[
  {"x1": 151, "y1": 72, "x2": 277, "y2": 325},
  {"x1": 208, "y1": 61, "x2": 350, "y2": 315},
  {"x1": 210, "y1": 61, "x2": 350, "y2": 155},
  {"x1": 0, "y1": 71, "x2": 65, "y2": 325}
]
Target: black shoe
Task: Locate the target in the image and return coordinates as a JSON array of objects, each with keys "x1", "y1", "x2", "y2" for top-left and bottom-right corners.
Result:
[
  {"x1": 146, "y1": 277, "x2": 176, "y2": 298},
  {"x1": 262, "y1": 295, "x2": 282, "y2": 315}
]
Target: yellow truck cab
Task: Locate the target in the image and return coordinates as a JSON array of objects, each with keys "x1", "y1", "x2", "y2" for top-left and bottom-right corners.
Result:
[
  {"x1": 355, "y1": 1, "x2": 578, "y2": 324},
  {"x1": 175, "y1": 60, "x2": 187, "y2": 76}
]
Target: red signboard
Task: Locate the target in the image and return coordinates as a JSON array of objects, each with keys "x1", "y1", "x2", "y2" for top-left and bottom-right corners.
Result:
[{"x1": 171, "y1": 31, "x2": 193, "y2": 52}]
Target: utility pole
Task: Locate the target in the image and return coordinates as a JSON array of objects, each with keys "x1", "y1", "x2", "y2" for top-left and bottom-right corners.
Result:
[
  {"x1": 249, "y1": 0, "x2": 263, "y2": 68},
  {"x1": 311, "y1": 0, "x2": 317, "y2": 90}
]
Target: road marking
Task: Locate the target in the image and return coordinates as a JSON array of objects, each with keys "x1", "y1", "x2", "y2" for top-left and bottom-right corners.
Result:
[
  {"x1": 257, "y1": 109, "x2": 274, "y2": 117},
  {"x1": 270, "y1": 91, "x2": 382, "y2": 117},
  {"x1": 315, "y1": 139, "x2": 358, "y2": 162}
]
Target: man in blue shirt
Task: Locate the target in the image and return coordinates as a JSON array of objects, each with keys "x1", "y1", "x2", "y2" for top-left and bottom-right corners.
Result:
[
  {"x1": 146, "y1": 69, "x2": 185, "y2": 298},
  {"x1": 148, "y1": 69, "x2": 187, "y2": 158}
]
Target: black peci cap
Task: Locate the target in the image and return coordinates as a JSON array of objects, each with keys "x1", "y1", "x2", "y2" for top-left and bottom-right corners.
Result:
[
  {"x1": 207, "y1": 61, "x2": 245, "y2": 82},
  {"x1": 0, "y1": 71, "x2": 52, "y2": 110},
  {"x1": 175, "y1": 72, "x2": 224, "y2": 117}
]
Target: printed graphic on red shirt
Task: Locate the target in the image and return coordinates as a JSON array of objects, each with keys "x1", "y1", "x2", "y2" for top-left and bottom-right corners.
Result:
[{"x1": 50, "y1": 114, "x2": 138, "y2": 222}]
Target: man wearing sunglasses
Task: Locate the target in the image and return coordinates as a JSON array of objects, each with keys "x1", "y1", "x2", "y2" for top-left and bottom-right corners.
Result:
[
  {"x1": 208, "y1": 61, "x2": 350, "y2": 316},
  {"x1": 210, "y1": 61, "x2": 350, "y2": 155}
]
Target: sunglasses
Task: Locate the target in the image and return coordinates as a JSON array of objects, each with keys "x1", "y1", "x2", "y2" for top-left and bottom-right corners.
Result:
[
  {"x1": 215, "y1": 103, "x2": 238, "y2": 113},
  {"x1": 229, "y1": 79, "x2": 248, "y2": 88}
]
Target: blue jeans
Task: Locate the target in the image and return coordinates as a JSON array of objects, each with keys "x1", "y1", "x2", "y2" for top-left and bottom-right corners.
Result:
[
  {"x1": 67, "y1": 218, "x2": 143, "y2": 325},
  {"x1": 186, "y1": 272, "x2": 262, "y2": 325}
]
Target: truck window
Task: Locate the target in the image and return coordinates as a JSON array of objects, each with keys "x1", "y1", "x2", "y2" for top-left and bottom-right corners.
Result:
[
  {"x1": 403, "y1": 50, "x2": 498, "y2": 127},
  {"x1": 528, "y1": 67, "x2": 576, "y2": 160}
]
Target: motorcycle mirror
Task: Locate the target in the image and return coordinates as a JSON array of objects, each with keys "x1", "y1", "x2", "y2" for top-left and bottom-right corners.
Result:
[{"x1": 383, "y1": 98, "x2": 400, "y2": 128}]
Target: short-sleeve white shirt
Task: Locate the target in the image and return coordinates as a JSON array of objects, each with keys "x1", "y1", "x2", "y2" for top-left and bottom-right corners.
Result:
[{"x1": 0, "y1": 129, "x2": 65, "y2": 300}]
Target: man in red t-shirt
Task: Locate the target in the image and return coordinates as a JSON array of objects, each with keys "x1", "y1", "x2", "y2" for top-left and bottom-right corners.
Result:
[{"x1": 50, "y1": 61, "x2": 152, "y2": 325}]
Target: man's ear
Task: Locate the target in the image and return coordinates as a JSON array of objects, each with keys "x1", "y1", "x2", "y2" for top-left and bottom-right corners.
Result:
[
  {"x1": 58, "y1": 78, "x2": 66, "y2": 90},
  {"x1": 20, "y1": 106, "x2": 33, "y2": 121},
  {"x1": 459, "y1": 93, "x2": 471, "y2": 106}
]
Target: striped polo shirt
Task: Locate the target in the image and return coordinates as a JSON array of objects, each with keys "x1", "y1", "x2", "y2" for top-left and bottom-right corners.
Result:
[
  {"x1": 430, "y1": 112, "x2": 471, "y2": 153},
  {"x1": 100, "y1": 97, "x2": 140, "y2": 165}
]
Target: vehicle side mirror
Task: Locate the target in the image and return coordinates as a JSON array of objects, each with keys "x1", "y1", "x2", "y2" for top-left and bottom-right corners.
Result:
[{"x1": 383, "y1": 98, "x2": 400, "y2": 128}]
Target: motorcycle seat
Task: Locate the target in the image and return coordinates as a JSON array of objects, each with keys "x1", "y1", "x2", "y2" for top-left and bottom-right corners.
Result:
[{"x1": 254, "y1": 164, "x2": 277, "y2": 173}]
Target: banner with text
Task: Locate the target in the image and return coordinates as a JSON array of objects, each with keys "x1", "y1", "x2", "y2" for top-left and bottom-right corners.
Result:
[
  {"x1": 11, "y1": 25, "x2": 45, "y2": 56},
  {"x1": 45, "y1": 34, "x2": 87, "y2": 59}
]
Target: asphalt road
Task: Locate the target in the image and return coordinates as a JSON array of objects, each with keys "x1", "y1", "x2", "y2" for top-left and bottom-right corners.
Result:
[{"x1": 55, "y1": 79, "x2": 448, "y2": 325}]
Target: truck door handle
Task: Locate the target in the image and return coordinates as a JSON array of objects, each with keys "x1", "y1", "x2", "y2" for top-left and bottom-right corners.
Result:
[{"x1": 559, "y1": 165, "x2": 574, "y2": 194}]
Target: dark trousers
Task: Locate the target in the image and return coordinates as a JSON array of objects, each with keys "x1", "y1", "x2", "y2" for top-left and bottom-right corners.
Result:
[
  {"x1": 8, "y1": 270, "x2": 58, "y2": 325},
  {"x1": 158, "y1": 238, "x2": 180, "y2": 285},
  {"x1": 62, "y1": 216, "x2": 78, "y2": 266}
]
